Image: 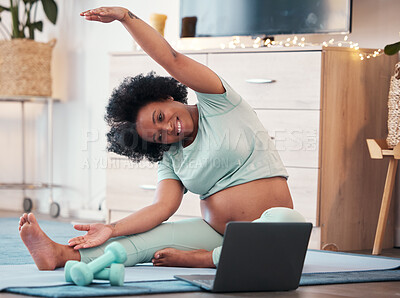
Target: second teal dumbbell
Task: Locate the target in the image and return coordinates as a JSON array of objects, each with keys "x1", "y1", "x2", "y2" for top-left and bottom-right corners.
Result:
[
  {"x1": 70, "y1": 242, "x2": 127, "y2": 286},
  {"x1": 65, "y1": 261, "x2": 125, "y2": 286}
]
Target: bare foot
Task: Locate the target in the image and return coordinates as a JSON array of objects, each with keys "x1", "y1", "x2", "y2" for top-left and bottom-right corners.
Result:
[
  {"x1": 19, "y1": 213, "x2": 80, "y2": 270},
  {"x1": 152, "y1": 248, "x2": 215, "y2": 268}
]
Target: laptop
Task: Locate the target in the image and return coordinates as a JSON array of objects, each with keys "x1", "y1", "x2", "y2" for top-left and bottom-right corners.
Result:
[{"x1": 174, "y1": 222, "x2": 312, "y2": 292}]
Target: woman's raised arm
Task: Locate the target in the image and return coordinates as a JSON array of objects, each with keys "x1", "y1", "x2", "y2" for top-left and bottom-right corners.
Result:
[{"x1": 81, "y1": 7, "x2": 225, "y2": 94}]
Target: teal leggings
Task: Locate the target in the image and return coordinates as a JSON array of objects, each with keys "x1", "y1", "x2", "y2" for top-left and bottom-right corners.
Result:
[{"x1": 79, "y1": 207, "x2": 306, "y2": 267}]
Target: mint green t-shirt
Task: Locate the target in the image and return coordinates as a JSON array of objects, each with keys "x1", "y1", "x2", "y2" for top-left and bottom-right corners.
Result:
[{"x1": 157, "y1": 77, "x2": 288, "y2": 200}]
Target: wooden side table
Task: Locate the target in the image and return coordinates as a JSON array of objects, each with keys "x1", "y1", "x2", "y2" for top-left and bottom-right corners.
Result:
[{"x1": 366, "y1": 139, "x2": 400, "y2": 255}]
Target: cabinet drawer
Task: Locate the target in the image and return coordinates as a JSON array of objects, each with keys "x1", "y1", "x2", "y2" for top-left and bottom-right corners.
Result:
[
  {"x1": 208, "y1": 51, "x2": 321, "y2": 109},
  {"x1": 106, "y1": 154, "x2": 202, "y2": 217},
  {"x1": 256, "y1": 110, "x2": 320, "y2": 168},
  {"x1": 108, "y1": 210, "x2": 199, "y2": 224},
  {"x1": 106, "y1": 190, "x2": 202, "y2": 218},
  {"x1": 109, "y1": 54, "x2": 207, "y2": 105},
  {"x1": 286, "y1": 167, "x2": 319, "y2": 225},
  {"x1": 106, "y1": 155, "x2": 158, "y2": 211}
]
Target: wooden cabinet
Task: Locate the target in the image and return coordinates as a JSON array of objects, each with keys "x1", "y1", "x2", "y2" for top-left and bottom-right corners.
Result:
[
  {"x1": 207, "y1": 50, "x2": 322, "y2": 226},
  {"x1": 319, "y1": 48, "x2": 397, "y2": 251},
  {"x1": 107, "y1": 47, "x2": 397, "y2": 251}
]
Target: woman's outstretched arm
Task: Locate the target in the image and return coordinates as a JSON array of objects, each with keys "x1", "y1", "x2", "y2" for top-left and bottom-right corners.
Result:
[{"x1": 81, "y1": 7, "x2": 225, "y2": 94}]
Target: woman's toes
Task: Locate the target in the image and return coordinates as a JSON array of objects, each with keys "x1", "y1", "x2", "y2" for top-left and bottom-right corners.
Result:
[
  {"x1": 27, "y1": 213, "x2": 38, "y2": 225},
  {"x1": 20, "y1": 214, "x2": 27, "y2": 224},
  {"x1": 152, "y1": 257, "x2": 166, "y2": 266},
  {"x1": 152, "y1": 249, "x2": 171, "y2": 265},
  {"x1": 19, "y1": 214, "x2": 29, "y2": 231},
  {"x1": 154, "y1": 249, "x2": 167, "y2": 260}
]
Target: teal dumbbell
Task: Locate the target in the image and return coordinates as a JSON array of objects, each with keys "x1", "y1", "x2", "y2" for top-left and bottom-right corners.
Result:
[
  {"x1": 70, "y1": 242, "x2": 127, "y2": 286},
  {"x1": 65, "y1": 261, "x2": 125, "y2": 286}
]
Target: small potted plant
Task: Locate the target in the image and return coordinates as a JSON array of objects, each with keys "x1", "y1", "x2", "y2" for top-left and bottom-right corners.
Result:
[
  {"x1": 384, "y1": 41, "x2": 400, "y2": 55},
  {"x1": 384, "y1": 40, "x2": 400, "y2": 56},
  {"x1": 0, "y1": 0, "x2": 58, "y2": 97}
]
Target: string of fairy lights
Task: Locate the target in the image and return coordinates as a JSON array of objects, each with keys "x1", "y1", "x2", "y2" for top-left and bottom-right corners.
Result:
[{"x1": 219, "y1": 35, "x2": 383, "y2": 61}]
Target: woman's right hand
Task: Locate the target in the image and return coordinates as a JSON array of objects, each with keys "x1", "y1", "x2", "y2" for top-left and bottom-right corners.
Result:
[
  {"x1": 68, "y1": 223, "x2": 114, "y2": 250},
  {"x1": 80, "y1": 7, "x2": 129, "y2": 23}
]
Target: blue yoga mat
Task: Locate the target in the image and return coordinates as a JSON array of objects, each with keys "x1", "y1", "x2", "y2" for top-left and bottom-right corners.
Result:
[
  {"x1": 1, "y1": 216, "x2": 400, "y2": 297},
  {"x1": 7, "y1": 281, "x2": 201, "y2": 297}
]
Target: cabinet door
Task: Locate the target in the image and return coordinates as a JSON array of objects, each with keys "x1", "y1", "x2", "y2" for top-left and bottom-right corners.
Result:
[
  {"x1": 208, "y1": 51, "x2": 321, "y2": 110},
  {"x1": 255, "y1": 110, "x2": 320, "y2": 168},
  {"x1": 179, "y1": 191, "x2": 202, "y2": 217},
  {"x1": 109, "y1": 54, "x2": 207, "y2": 105},
  {"x1": 286, "y1": 167, "x2": 319, "y2": 225}
]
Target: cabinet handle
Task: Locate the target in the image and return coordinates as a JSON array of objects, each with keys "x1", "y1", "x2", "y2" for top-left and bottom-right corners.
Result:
[
  {"x1": 245, "y1": 79, "x2": 276, "y2": 84},
  {"x1": 139, "y1": 184, "x2": 157, "y2": 190}
]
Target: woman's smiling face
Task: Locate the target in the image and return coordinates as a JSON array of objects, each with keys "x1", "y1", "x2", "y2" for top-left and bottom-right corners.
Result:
[{"x1": 135, "y1": 97, "x2": 196, "y2": 145}]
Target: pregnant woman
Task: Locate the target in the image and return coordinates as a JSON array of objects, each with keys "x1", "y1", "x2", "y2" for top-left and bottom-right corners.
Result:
[{"x1": 19, "y1": 6, "x2": 305, "y2": 271}]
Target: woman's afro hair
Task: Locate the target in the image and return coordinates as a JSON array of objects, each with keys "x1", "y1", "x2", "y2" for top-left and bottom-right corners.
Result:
[{"x1": 105, "y1": 72, "x2": 188, "y2": 163}]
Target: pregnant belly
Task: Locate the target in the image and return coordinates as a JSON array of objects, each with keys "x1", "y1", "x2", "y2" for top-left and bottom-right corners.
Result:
[{"x1": 200, "y1": 176, "x2": 293, "y2": 234}]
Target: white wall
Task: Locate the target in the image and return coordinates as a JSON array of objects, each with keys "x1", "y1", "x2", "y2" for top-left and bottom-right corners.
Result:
[
  {"x1": 291, "y1": 0, "x2": 400, "y2": 49},
  {"x1": 0, "y1": 0, "x2": 179, "y2": 218},
  {"x1": 0, "y1": 0, "x2": 399, "y2": 227},
  {"x1": 351, "y1": 0, "x2": 400, "y2": 48}
]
